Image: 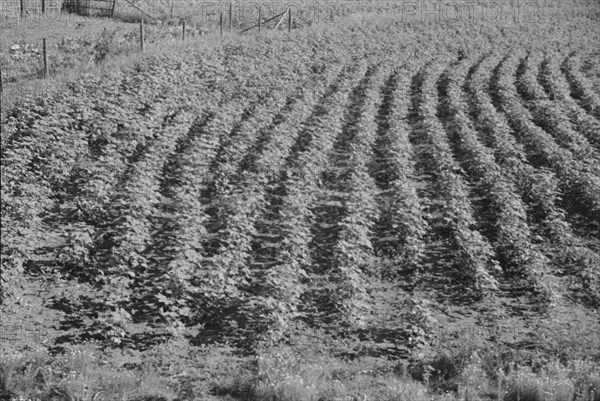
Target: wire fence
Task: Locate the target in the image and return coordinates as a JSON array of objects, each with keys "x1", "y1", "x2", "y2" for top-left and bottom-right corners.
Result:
[{"x1": 1, "y1": 0, "x2": 62, "y2": 15}]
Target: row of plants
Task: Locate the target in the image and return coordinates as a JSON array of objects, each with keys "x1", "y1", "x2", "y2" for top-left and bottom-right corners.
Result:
[
  {"x1": 204, "y1": 76, "x2": 302, "y2": 259},
  {"x1": 2, "y1": 70, "x2": 149, "y2": 296},
  {"x1": 58, "y1": 55, "x2": 237, "y2": 338},
  {"x1": 516, "y1": 51, "x2": 548, "y2": 102},
  {"x1": 55, "y1": 69, "x2": 191, "y2": 283},
  {"x1": 468, "y1": 52, "x2": 600, "y2": 307},
  {"x1": 177, "y1": 25, "x2": 419, "y2": 340},
  {"x1": 531, "y1": 101, "x2": 600, "y2": 164},
  {"x1": 370, "y1": 62, "x2": 429, "y2": 275},
  {"x1": 60, "y1": 100, "x2": 161, "y2": 227},
  {"x1": 324, "y1": 65, "x2": 389, "y2": 327},
  {"x1": 1, "y1": 83, "x2": 97, "y2": 300},
  {"x1": 96, "y1": 109, "x2": 199, "y2": 340},
  {"x1": 239, "y1": 62, "x2": 351, "y2": 340},
  {"x1": 539, "y1": 51, "x2": 600, "y2": 153},
  {"x1": 205, "y1": 94, "x2": 302, "y2": 337},
  {"x1": 416, "y1": 59, "x2": 500, "y2": 296},
  {"x1": 66, "y1": 53, "x2": 225, "y2": 219},
  {"x1": 491, "y1": 51, "x2": 600, "y2": 229},
  {"x1": 142, "y1": 89, "x2": 273, "y2": 340},
  {"x1": 249, "y1": 61, "x2": 370, "y2": 334},
  {"x1": 186, "y1": 61, "x2": 349, "y2": 341},
  {"x1": 0, "y1": 52, "x2": 227, "y2": 304},
  {"x1": 189, "y1": 97, "x2": 258, "y2": 262},
  {"x1": 207, "y1": 91, "x2": 289, "y2": 201},
  {"x1": 468, "y1": 52, "x2": 570, "y2": 223},
  {"x1": 144, "y1": 107, "x2": 242, "y2": 328},
  {"x1": 130, "y1": 52, "x2": 310, "y2": 335},
  {"x1": 439, "y1": 58, "x2": 553, "y2": 303},
  {"x1": 92, "y1": 35, "x2": 323, "y2": 334},
  {"x1": 467, "y1": 53, "x2": 536, "y2": 182},
  {"x1": 514, "y1": 51, "x2": 599, "y2": 164},
  {"x1": 562, "y1": 52, "x2": 600, "y2": 120}
]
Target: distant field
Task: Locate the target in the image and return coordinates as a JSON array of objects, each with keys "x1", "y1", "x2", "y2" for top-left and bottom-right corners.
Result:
[{"x1": 1, "y1": 1, "x2": 600, "y2": 400}]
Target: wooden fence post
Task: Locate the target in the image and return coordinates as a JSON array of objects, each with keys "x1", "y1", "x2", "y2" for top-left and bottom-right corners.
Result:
[
  {"x1": 220, "y1": 13, "x2": 223, "y2": 36},
  {"x1": 20, "y1": 0, "x2": 24, "y2": 18},
  {"x1": 229, "y1": 2, "x2": 232, "y2": 31},
  {"x1": 110, "y1": 0, "x2": 116, "y2": 17},
  {"x1": 258, "y1": 5, "x2": 261, "y2": 32},
  {"x1": 182, "y1": 20, "x2": 186, "y2": 41},
  {"x1": 170, "y1": 0, "x2": 174, "y2": 18},
  {"x1": 140, "y1": 20, "x2": 145, "y2": 52},
  {"x1": 41, "y1": 0, "x2": 45, "y2": 14},
  {"x1": 42, "y1": 38, "x2": 49, "y2": 78},
  {"x1": 288, "y1": 8, "x2": 292, "y2": 31}
]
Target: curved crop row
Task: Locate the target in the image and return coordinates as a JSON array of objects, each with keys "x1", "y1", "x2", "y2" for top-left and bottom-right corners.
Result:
[
  {"x1": 563, "y1": 53, "x2": 600, "y2": 119},
  {"x1": 539, "y1": 52, "x2": 600, "y2": 153},
  {"x1": 250, "y1": 62, "x2": 368, "y2": 334},
  {"x1": 1, "y1": 57, "x2": 224, "y2": 302},
  {"x1": 326, "y1": 65, "x2": 389, "y2": 327},
  {"x1": 530, "y1": 101, "x2": 599, "y2": 162},
  {"x1": 49, "y1": 54, "x2": 224, "y2": 231},
  {"x1": 133, "y1": 75, "x2": 330, "y2": 334},
  {"x1": 417, "y1": 60, "x2": 500, "y2": 295},
  {"x1": 1, "y1": 98, "x2": 90, "y2": 249},
  {"x1": 468, "y1": 53, "x2": 599, "y2": 305},
  {"x1": 371, "y1": 63, "x2": 429, "y2": 275},
  {"x1": 516, "y1": 51, "x2": 548, "y2": 101},
  {"x1": 93, "y1": 110, "x2": 197, "y2": 332},
  {"x1": 203, "y1": 64, "x2": 353, "y2": 337},
  {"x1": 468, "y1": 54, "x2": 562, "y2": 223},
  {"x1": 440, "y1": 59, "x2": 549, "y2": 282},
  {"x1": 1, "y1": 88, "x2": 107, "y2": 300},
  {"x1": 61, "y1": 100, "x2": 175, "y2": 229},
  {"x1": 467, "y1": 54, "x2": 533, "y2": 180},
  {"x1": 206, "y1": 91, "x2": 291, "y2": 198},
  {"x1": 492, "y1": 52, "x2": 600, "y2": 228},
  {"x1": 132, "y1": 101, "x2": 251, "y2": 328},
  {"x1": 514, "y1": 51, "x2": 599, "y2": 163},
  {"x1": 148, "y1": 97, "x2": 258, "y2": 319},
  {"x1": 93, "y1": 59, "x2": 260, "y2": 329}
]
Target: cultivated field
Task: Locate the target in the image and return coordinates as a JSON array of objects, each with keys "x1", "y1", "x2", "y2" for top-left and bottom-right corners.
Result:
[{"x1": 2, "y1": 2, "x2": 600, "y2": 400}]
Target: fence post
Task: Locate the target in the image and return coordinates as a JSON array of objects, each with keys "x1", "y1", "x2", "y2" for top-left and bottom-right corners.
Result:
[
  {"x1": 258, "y1": 5, "x2": 261, "y2": 32},
  {"x1": 42, "y1": 38, "x2": 49, "y2": 78},
  {"x1": 170, "y1": 0, "x2": 174, "y2": 18},
  {"x1": 182, "y1": 20, "x2": 186, "y2": 41},
  {"x1": 111, "y1": 0, "x2": 116, "y2": 17},
  {"x1": 220, "y1": 13, "x2": 223, "y2": 36},
  {"x1": 229, "y1": 2, "x2": 232, "y2": 31},
  {"x1": 288, "y1": 8, "x2": 291, "y2": 31},
  {"x1": 20, "y1": 0, "x2": 24, "y2": 18},
  {"x1": 140, "y1": 20, "x2": 145, "y2": 52},
  {"x1": 41, "y1": 0, "x2": 45, "y2": 14}
]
